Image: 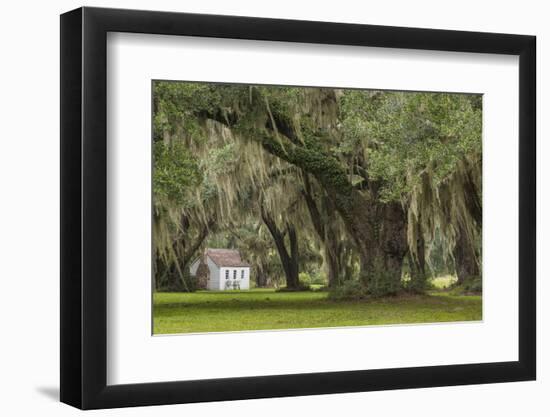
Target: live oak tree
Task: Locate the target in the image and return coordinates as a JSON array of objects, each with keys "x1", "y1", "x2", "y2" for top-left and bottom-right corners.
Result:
[
  {"x1": 355, "y1": 91, "x2": 482, "y2": 290},
  {"x1": 153, "y1": 133, "x2": 222, "y2": 290},
  {"x1": 152, "y1": 83, "x2": 223, "y2": 290}
]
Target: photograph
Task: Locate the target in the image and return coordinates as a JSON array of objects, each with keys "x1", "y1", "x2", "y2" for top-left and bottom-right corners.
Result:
[{"x1": 152, "y1": 81, "x2": 483, "y2": 335}]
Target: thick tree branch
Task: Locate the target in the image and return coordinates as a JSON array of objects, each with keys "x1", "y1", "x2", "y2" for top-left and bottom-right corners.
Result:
[
  {"x1": 182, "y1": 219, "x2": 214, "y2": 263},
  {"x1": 302, "y1": 173, "x2": 325, "y2": 238}
]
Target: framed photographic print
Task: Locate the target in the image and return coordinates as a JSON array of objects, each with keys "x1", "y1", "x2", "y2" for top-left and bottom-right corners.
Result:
[{"x1": 60, "y1": 6, "x2": 536, "y2": 410}]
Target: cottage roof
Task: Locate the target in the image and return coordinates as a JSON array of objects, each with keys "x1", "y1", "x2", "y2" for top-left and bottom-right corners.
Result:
[{"x1": 206, "y1": 248, "x2": 250, "y2": 267}]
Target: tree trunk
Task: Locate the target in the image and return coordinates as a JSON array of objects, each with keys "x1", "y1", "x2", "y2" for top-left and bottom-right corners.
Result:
[
  {"x1": 324, "y1": 239, "x2": 340, "y2": 287},
  {"x1": 357, "y1": 201, "x2": 408, "y2": 296},
  {"x1": 164, "y1": 265, "x2": 187, "y2": 292},
  {"x1": 153, "y1": 255, "x2": 169, "y2": 291},
  {"x1": 454, "y1": 223, "x2": 479, "y2": 284},
  {"x1": 260, "y1": 205, "x2": 300, "y2": 289},
  {"x1": 302, "y1": 174, "x2": 342, "y2": 287},
  {"x1": 164, "y1": 217, "x2": 213, "y2": 292},
  {"x1": 408, "y1": 216, "x2": 427, "y2": 292},
  {"x1": 340, "y1": 245, "x2": 356, "y2": 282},
  {"x1": 286, "y1": 224, "x2": 300, "y2": 289},
  {"x1": 255, "y1": 261, "x2": 269, "y2": 287},
  {"x1": 165, "y1": 256, "x2": 194, "y2": 292},
  {"x1": 453, "y1": 164, "x2": 481, "y2": 286}
]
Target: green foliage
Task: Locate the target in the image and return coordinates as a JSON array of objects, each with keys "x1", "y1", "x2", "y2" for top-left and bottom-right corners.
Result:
[
  {"x1": 203, "y1": 143, "x2": 238, "y2": 177},
  {"x1": 299, "y1": 271, "x2": 327, "y2": 286},
  {"x1": 153, "y1": 81, "x2": 223, "y2": 141},
  {"x1": 298, "y1": 272, "x2": 312, "y2": 286},
  {"x1": 153, "y1": 141, "x2": 201, "y2": 206},
  {"x1": 340, "y1": 91, "x2": 482, "y2": 202}
]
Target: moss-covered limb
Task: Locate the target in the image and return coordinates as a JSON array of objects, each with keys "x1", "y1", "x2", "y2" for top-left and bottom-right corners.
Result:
[
  {"x1": 264, "y1": 103, "x2": 302, "y2": 145},
  {"x1": 194, "y1": 86, "x2": 303, "y2": 146},
  {"x1": 195, "y1": 89, "x2": 355, "y2": 200},
  {"x1": 180, "y1": 217, "x2": 215, "y2": 263},
  {"x1": 257, "y1": 129, "x2": 372, "y2": 244},
  {"x1": 256, "y1": 128, "x2": 354, "y2": 194},
  {"x1": 198, "y1": 108, "x2": 240, "y2": 129}
]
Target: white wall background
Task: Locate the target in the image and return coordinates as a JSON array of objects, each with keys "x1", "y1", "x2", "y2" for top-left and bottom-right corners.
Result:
[{"x1": 0, "y1": 0, "x2": 546, "y2": 415}]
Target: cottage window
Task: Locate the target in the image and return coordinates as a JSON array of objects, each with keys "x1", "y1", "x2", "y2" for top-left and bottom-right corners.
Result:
[
  {"x1": 225, "y1": 270, "x2": 229, "y2": 280},
  {"x1": 241, "y1": 270, "x2": 245, "y2": 279},
  {"x1": 233, "y1": 270, "x2": 237, "y2": 280}
]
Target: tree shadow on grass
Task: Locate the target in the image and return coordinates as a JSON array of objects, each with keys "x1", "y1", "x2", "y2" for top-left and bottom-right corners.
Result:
[{"x1": 154, "y1": 293, "x2": 480, "y2": 313}]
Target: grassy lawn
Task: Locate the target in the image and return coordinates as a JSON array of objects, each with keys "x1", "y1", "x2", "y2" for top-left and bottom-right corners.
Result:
[{"x1": 153, "y1": 289, "x2": 482, "y2": 334}]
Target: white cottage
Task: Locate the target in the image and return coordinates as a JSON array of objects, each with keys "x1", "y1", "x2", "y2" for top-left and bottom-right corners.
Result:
[{"x1": 189, "y1": 248, "x2": 251, "y2": 290}]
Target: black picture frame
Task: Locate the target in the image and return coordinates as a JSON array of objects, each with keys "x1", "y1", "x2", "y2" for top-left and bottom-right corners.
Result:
[{"x1": 60, "y1": 6, "x2": 536, "y2": 410}]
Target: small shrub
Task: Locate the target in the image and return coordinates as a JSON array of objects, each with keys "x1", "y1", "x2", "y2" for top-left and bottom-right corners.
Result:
[
  {"x1": 450, "y1": 276, "x2": 482, "y2": 295},
  {"x1": 417, "y1": 279, "x2": 437, "y2": 291},
  {"x1": 298, "y1": 272, "x2": 312, "y2": 287},
  {"x1": 402, "y1": 274, "x2": 430, "y2": 293},
  {"x1": 429, "y1": 275, "x2": 458, "y2": 291},
  {"x1": 365, "y1": 268, "x2": 402, "y2": 297},
  {"x1": 310, "y1": 272, "x2": 328, "y2": 286},
  {"x1": 462, "y1": 276, "x2": 482, "y2": 293},
  {"x1": 297, "y1": 272, "x2": 327, "y2": 287},
  {"x1": 328, "y1": 280, "x2": 368, "y2": 301},
  {"x1": 160, "y1": 273, "x2": 198, "y2": 292}
]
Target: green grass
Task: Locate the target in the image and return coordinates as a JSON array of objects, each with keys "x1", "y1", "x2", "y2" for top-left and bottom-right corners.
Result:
[{"x1": 153, "y1": 289, "x2": 482, "y2": 334}]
